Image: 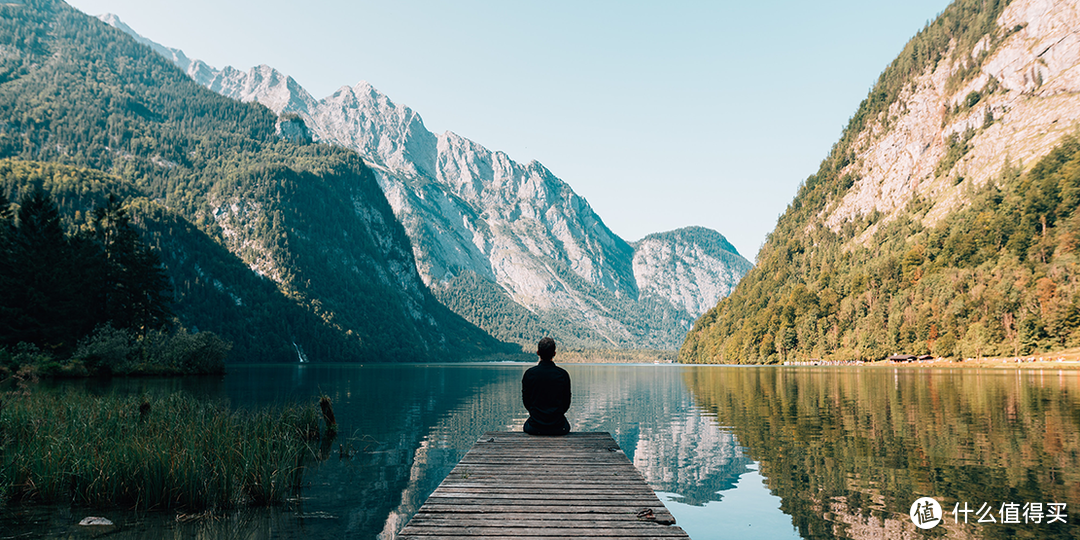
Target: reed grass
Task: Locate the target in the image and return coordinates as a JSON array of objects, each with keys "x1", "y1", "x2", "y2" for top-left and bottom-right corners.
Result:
[{"x1": 0, "y1": 391, "x2": 320, "y2": 510}]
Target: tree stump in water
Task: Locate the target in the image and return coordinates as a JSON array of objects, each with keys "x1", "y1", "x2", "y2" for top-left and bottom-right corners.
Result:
[{"x1": 319, "y1": 395, "x2": 336, "y2": 438}]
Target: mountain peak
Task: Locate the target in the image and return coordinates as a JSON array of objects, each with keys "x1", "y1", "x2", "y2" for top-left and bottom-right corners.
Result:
[
  {"x1": 632, "y1": 227, "x2": 752, "y2": 318},
  {"x1": 636, "y1": 226, "x2": 742, "y2": 258},
  {"x1": 105, "y1": 15, "x2": 752, "y2": 350},
  {"x1": 97, "y1": 13, "x2": 192, "y2": 72}
]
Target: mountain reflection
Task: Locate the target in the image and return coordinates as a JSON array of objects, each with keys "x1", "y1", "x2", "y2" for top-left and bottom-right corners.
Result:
[
  {"x1": 380, "y1": 363, "x2": 755, "y2": 538},
  {"x1": 561, "y1": 365, "x2": 753, "y2": 506},
  {"x1": 32, "y1": 364, "x2": 1074, "y2": 540},
  {"x1": 684, "y1": 367, "x2": 1080, "y2": 539}
]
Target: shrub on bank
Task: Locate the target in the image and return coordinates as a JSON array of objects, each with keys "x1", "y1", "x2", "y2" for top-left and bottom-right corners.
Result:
[
  {"x1": 0, "y1": 325, "x2": 229, "y2": 378},
  {"x1": 0, "y1": 391, "x2": 318, "y2": 510}
]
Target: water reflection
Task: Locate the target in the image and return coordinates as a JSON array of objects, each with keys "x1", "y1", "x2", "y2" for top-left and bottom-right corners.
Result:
[
  {"x1": 376, "y1": 364, "x2": 757, "y2": 537},
  {"x1": 563, "y1": 365, "x2": 754, "y2": 506},
  {"x1": 4, "y1": 364, "x2": 762, "y2": 539},
  {"x1": 6, "y1": 364, "x2": 1075, "y2": 540},
  {"x1": 684, "y1": 366, "x2": 1080, "y2": 539}
]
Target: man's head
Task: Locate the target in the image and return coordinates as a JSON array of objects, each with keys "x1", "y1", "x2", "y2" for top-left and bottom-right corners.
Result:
[{"x1": 537, "y1": 336, "x2": 556, "y2": 361}]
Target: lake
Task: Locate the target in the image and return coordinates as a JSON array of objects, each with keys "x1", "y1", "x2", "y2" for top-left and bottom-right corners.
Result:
[{"x1": 3, "y1": 363, "x2": 1078, "y2": 539}]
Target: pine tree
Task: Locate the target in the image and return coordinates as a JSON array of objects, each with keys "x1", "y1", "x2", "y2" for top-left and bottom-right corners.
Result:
[
  {"x1": 4, "y1": 188, "x2": 91, "y2": 351},
  {"x1": 90, "y1": 195, "x2": 173, "y2": 334},
  {"x1": 0, "y1": 191, "x2": 15, "y2": 343}
]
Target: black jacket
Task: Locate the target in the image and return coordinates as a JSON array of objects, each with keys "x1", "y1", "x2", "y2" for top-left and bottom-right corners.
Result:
[{"x1": 522, "y1": 360, "x2": 571, "y2": 431}]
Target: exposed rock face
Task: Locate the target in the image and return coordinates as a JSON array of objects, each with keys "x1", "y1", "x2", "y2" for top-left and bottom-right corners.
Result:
[
  {"x1": 682, "y1": 0, "x2": 1080, "y2": 365},
  {"x1": 633, "y1": 227, "x2": 753, "y2": 318},
  {"x1": 102, "y1": 15, "x2": 753, "y2": 349},
  {"x1": 822, "y1": 0, "x2": 1080, "y2": 239},
  {"x1": 275, "y1": 114, "x2": 311, "y2": 144}
]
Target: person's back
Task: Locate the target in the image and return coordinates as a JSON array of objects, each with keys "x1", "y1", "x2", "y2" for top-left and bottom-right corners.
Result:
[{"x1": 522, "y1": 337, "x2": 571, "y2": 436}]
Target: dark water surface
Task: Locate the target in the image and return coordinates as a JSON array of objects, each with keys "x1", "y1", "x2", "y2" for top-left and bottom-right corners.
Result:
[{"x1": 3, "y1": 363, "x2": 1078, "y2": 539}]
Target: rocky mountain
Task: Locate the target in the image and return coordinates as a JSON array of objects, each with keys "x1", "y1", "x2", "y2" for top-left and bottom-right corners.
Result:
[
  {"x1": 632, "y1": 227, "x2": 753, "y2": 318},
  {"x1": 99, "y1": 16, "x2": 753, "y2": 350},
  {"x1": 682, "y1": 0, "x2": 1080, "y2": 363},
  {"x1": 0, "y1": 0, "x2": 510, "y2": 362}
]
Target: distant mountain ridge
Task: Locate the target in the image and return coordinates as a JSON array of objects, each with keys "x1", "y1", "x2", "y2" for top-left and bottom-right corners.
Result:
[{"x1": 99, "y1": 14, "x2": 753, "y2": 350}]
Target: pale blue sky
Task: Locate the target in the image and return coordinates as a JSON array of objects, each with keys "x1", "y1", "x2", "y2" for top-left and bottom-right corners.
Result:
[{"x1": 67, "y1": 0, "x2": 953, "y2": 261}]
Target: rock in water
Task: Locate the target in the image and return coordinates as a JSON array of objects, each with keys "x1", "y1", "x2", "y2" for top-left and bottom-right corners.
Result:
[{"x1": 79, "y1": 516, "x2": 114, "y2": 526}]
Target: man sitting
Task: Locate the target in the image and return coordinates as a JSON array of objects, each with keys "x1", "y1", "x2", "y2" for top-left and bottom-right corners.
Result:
[{"x1": 521, "y1": 336, "x2": 571, "y2": 436}]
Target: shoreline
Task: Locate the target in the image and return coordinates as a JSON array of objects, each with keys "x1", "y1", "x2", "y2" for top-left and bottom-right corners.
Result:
[
  {"x1": 782, "y1": 358, "x2": 1080, "y2": 369},
  {"x1": 698, "y1": 346, "x2": 1080, "y2": 369},
  {"x1": 782, "y1": 347, "x2": 1080, "y2": 369}
]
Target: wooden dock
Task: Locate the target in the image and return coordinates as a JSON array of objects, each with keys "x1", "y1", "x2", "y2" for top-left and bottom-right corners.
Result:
[{"x1": 398, "y1": 431, "x2": 690, "y2": 539}]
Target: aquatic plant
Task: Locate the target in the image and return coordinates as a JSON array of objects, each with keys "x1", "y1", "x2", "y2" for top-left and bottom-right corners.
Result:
[{"x1": 0, "y1": 391, "x2": 318, "y2": 510}]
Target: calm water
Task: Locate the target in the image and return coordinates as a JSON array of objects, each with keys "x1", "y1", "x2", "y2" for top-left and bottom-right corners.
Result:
[{"x1": 3, "y1": 363, "x2": 1078, "y2": 539}]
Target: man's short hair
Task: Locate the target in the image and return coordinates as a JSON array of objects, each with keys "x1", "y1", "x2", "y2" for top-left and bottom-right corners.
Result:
[{"x1": 537, "y1": 336, "x2": 556, "y2": 360}]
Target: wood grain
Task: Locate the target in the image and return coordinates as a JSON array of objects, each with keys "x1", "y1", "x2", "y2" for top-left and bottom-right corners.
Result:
[{"x1": 398, "y1": 432, "x2": 689, "y2": 539}]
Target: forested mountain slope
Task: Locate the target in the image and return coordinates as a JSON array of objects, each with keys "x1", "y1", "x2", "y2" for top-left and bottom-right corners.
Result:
[
  {"x1": 682, "y1": 0, "x2": 1080, "y2": 363},
  {"x1": 0, "y1": 160, "x2": 357, "y2": 363},
  {"x1": 97, "y1": 16, "x2": 754, "y2": 351},
  {"x1": 0, "y1": 0, "x2": 511, "y2": 362}
]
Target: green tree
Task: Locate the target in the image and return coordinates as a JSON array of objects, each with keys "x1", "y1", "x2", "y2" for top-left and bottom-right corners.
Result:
[
  {"x1": 1018, "y1": 315, "x2": 1042, "y2": 356},
  {"x1": 3, "y1": 188, "x2": 95, "y2": 351},
  {"x1": 0, "y1": 191, "x2": 14, "y2": 340},
  {"x1": 959, "y1": 322, "x2": 989, "y2": 359},
  {"x1": 932, "y1": 332, "x2": 957, "y2": 359},
  {"x1": 89, "y1": 195, "x2": 173, "y2": 334}
]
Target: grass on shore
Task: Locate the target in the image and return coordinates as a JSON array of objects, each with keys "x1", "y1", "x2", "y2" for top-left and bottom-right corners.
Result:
[{"x1": 0, "y1": 390, "x2": 320, "y2": 510}]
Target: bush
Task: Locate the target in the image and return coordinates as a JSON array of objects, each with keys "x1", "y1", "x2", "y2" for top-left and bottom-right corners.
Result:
[
  {"x1": 21, "y1": 326, "x2": 229, "y2": 377},
  {"x1": 136, "y1": 328, "x2": 229, "y2": 375},
  {"x1": 0, "y1": 348, "x2": 14, "y2": 375},
  {"x1": 7, "y1": 343, "x2": 52, "y2": 372},
  {"x1": 72, "y1": 325, "x2": 136, "y2": 375}
]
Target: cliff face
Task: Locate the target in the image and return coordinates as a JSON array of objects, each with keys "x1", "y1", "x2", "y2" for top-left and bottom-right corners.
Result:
[
  {"x1": 632, "y1": 227, "x2": 752, "y2": 318},
  {"x1": 824, "y1": 0, "x2": 1080, "y2": 238},
  {"x1": 321, "y1": 85, "x2": 743, "y2": 349},
  {"x1": 314, "y1": 96, "x2": 750, "y2": 348},
  {"x1": 682, "y1": 0, "x2": 1080, "y2": 364},
  {"x1": 102, "y1": 16, "x2": 753, "y2": 350}
]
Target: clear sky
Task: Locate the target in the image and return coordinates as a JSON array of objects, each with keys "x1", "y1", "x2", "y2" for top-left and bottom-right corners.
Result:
[{"x1": 66, "y1": 0, "x2": 953, "y2": 261}]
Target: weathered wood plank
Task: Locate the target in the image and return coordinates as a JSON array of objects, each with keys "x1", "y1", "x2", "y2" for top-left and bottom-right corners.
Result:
[
  {"x1": 398, "y1": 432, "x2": 688, "y2": 539},
  {"x1": 438, "y1": 482, "x2": 651, "y2": 489},
  {"x1": 433, "y1": 484, "x2": 661, "y2": 492},
  {"x1": 450, "y1": 466, "x2": 645, "y2": 474},
  {"x1": 413, "y1": 504, "x2": 674, "y2": 515},
  {"x1": 450, "y1": 466, "x2": 641, "y2": 473},
  {"x1": 431, "y1": 487, "x2": 662, "y2": 497},
  {"x1": 438, "y1": 476, "x2": 651, "y2": 485},
  {"x1": 399, "y1": 527, "x2": 689, "y2": 537},
  {"x1": 411, "y1": 512, "x2": 679, "y2": 528},
  {"x1": 400, "y1": 537, "x2": 675, "y2": 540},
  {"x1": 423, "y1": 498, "x2": 665, "y2": 507},
  {"x1": 406, "y1": 515, "x2": 679, "y2": 525}
]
